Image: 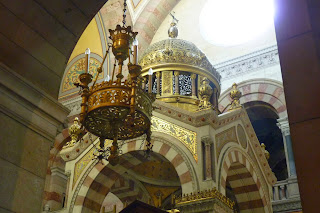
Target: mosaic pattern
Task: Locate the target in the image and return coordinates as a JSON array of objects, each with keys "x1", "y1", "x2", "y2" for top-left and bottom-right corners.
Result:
[
  {"x1": 62, "y1": 57, "x2": 102, "y2": 93},
  {"x1": 151, "y1": 117, "x2": 197, "y2": 161},
  {"x1": 73, "y1": 148, "x2": 96, "y2": 188},
  {"x1": 73, "y1": 140, "x2": 112, "y2": 188}
]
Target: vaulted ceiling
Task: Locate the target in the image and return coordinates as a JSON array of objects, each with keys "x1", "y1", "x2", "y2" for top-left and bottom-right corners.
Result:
[{"x1": 0, "y1": 0, "x2": 180, "y2": 99}]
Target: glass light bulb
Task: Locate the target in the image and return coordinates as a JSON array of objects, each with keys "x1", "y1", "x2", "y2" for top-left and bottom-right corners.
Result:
[
  {"x1": 148, "y1": 68, "x2": 153, "y2": 75},
  {"x1": 133, "y1": 38, "x2": 139, "y2": 46},
  {"x1": 85, "y1": 48, "x2": 91, "y2": 55},
  {"x1": 104, "y1": 75, "x2": 110, "y2": 81}
]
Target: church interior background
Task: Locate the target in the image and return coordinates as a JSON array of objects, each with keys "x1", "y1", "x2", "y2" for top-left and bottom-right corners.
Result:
[{"x1": 1, "y1": 0, "x2": 318, "y2": 212}]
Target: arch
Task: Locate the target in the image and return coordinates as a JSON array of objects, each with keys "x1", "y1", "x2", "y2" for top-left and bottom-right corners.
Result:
[
  {"x1": 43, "y1": 125, "x2": 70, "y2": 208},
  {"x1": 109, "y1": 176, "x2": 149, "y2": 204},
  {"x1": 219, "y1": 79, "x2": 287, "y2": 118},
  {"x1": 219, "y1": 149, "x2": 271, "y2": 213},
  {"x1": 70, "y1": 136, "x2": 195, "y2": 213}
]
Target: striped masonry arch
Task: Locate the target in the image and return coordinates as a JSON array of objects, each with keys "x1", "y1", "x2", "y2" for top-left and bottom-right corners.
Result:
[
  {"x1": 219, "y1": 79, "x2": 287, "y2": 118},
  {"x1": 71, "y1": 138, "x2": 194, "y2": 213},
  {"x1": 133, "y1": 0, "x2": 180, "y2": 54},
  {"x1": 220, "y1": 149, "x2": 271, "y2": 213},
  {"x1": 110, "y1": 177, "x2": 147, "y2": 205}
]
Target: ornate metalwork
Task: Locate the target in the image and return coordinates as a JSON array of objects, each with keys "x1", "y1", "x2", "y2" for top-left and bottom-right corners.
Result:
[
  {"x1": 179, "y1": 74, "x2": 192, "y2": 96},
  {"x1": 75, "y1": 0, "x2": 155, "y2": 166},
  {"x1": 64, "y1": 117, "x2": 81, "y2": 148},
  {"x1": 174, "y1": 188, "x2": 235, "y2": 210},
  {"x1": 198, "y1": 77, "x2": 213, "y2": 110},
  {"x1": 151, "y1": 117, "x2": 197, "y2": 162},
  {"x1": 228, "y1": 83, "x2": 242, "y2": 111},
  {"x1": 139, "y1": 16, "x2": 220, "y2": 112},
  {"x1": 139, "y1": 38, "x2": 221, "y2": 84}
]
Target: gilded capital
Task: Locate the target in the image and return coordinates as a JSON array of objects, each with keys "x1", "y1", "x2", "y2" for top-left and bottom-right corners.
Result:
[
  {"x1": 202, "y1": 136, "x2": 213, "y2": 146},
  {"x1": 190, "y1": 73, "x2": 197, "y2": 80},
  {"x1": 174, "y1": 71, "x2": 180, "y2": 76}
]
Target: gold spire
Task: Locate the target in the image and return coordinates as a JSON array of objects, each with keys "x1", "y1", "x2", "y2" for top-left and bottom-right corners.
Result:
[
  {"x1": 228, "y1": 83, "x2": 242, "y2": 111},
  {"x1": 261, "y1": 143, "x2": 270, "y2": 160},
  {"x1": 198, "y1": 77, "x2": 213, "y2": 111},
  {"x1": 64, "y1": 117, "x2": 81, "y2": 148}
]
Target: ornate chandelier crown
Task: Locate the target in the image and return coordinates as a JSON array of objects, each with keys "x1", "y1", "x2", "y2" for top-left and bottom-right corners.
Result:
[{"x1": 74, "y1": 0, "x2": 155, "y2": 165}]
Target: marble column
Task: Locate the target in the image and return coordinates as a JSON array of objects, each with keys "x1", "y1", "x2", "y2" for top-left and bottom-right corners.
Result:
[
  {"x1": 156, "y1": 72, "x2": 161, "y2": 96},
  {"x1": 190, "y1": 73, "x2": 197, "y2": 97},
  {"x1": 277, "y1": 117, "x2": 296, "y2": 177},
  {"x1": 174, "y1": 71, "x2": 180, "y2": 95},
  {"x1": 202, "y1": 137, "x2": 213, "y2": 180}
]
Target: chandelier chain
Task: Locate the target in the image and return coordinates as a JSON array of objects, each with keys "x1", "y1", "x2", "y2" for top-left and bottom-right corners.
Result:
[{"x1": 122, "y1": 0, "x2": 127, "y2": 27}]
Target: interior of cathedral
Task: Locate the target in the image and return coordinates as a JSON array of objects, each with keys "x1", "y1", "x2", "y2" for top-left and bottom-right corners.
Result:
[{"x1": 1, "y1": 0, "x2": 319, "y2": 213}]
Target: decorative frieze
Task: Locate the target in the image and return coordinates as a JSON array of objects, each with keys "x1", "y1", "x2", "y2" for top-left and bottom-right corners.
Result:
[
  {"x1": 215, "y1": 45, "x2": 279, "y2": 80},
  {"x1": 151, "y1": 117, "x2": 197, "y2": 162}
]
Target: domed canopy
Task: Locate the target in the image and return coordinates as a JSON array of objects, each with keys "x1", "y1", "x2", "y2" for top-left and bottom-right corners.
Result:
[{"x1": 139, "y1": 38, "x2": 221, "y2": 92}]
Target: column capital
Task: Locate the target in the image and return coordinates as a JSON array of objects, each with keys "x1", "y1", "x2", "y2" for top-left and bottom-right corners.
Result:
[
  {"x1": 190, "y1": 73, "x2": 197, "y2": 79},
  {"x1": 277, "y1": 117, "x2": 290, "y2": 136},
  {"x1": 51, "y1": 166, "x2": 69, "y2": 180},
  {"x1": 202, "y1": 136, "x2": 213, "y2": 145},
  {"x1": 174, "y1": 71, "x2": 180, "y2": 76},
  {"x1": 155, "y1": 71, "x2": 161, "y2": 78}
]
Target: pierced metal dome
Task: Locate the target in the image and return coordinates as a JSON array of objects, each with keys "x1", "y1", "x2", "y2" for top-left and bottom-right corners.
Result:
[{"x1": 139, "y1": 38, "x2": 221, "y2": 91}]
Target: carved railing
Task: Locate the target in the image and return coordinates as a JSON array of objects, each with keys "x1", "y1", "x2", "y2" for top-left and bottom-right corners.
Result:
[
  {"x1": 272, "y1": 179, "x2": 288, "y2": 201},
  {"x1": 271, "y1": 177, "x2": 302, "y2": 213}
]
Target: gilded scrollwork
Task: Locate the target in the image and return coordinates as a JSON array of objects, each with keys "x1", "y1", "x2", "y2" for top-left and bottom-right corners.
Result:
[
  {"x1": 151, "y1": 117, "x2": 197, "y2": 161},
  {"x1": 73, "y1": 148, "x2": 96, "y2": 188},
  {"x1": 62, "y1": 57, "x2": 102, "y2": 93}
]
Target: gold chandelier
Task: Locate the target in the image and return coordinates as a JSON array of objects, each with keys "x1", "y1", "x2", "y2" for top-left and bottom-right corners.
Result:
[{"x1": 75, "y1": 0, "x2": 155, "y2": 165}]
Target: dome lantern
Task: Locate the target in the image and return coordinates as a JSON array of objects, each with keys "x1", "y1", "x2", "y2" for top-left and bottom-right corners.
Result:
[{"x1": 139, "y1": 14, "x2": 221, "y2": 112}]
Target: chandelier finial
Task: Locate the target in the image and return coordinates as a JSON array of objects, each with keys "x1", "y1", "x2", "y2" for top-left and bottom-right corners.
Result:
[{"x1": 168, "y1": 12, "x2": 179, "y2": 38}]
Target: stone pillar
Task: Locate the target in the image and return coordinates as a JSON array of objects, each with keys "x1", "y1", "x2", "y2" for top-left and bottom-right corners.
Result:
[
  {"x1": 274, "y1": 0, "x2": 320, "y2": 210},
  {"x1": 156, "y1": 72, "x2": 161, "y2": 96},
  {"x1": 277, "y1": 117, "x2": 296, "y2": 177},
  {"x1": 202, "y1": 137, "x2": 213, "y2": 180},
  {"x1": 212, "y1": 88, "x2": 218, "y2": 110},
  {"x1": 174, "y1": 71, "x2": 180, "y2": 95},
  {"x1": 190, "y1": 73, "x2": 197, "y2": 97},
  {"x1": 47, "y1": 167, "x2": 69, "y2": 210},
  {"x1": 0, "y1": 64, "x2": 69, "y2": 213},
  {"x1": 274, "y1": 186, "x2": 280, "y2": 201}
]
